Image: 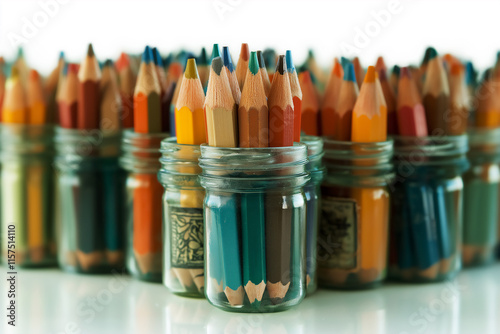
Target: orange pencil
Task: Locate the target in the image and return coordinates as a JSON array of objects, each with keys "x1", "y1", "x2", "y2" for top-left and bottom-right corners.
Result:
[
  {"x1": 475, "y1": 70, "x2": 500, "y2": 128},
  {"x1": 27, "y1": 70, "x2": 47, "y2": 124},
  {"x1": 132, "y1": 47, "x2": 164, "y2": 277},
  {"x1": 268, "y1": 55, "x2": 294, "y2": 147},
  {"x1": 334, "y1": 63, "x2": 359, "y2": 141},
  {"x1": 321, "y1": 58, "x2": 343, "y2": 137},
  {"x1": 286, "y1": 50, "x2": 302, "y2": 142},
  {"x1": 235, "y1": 43, "x2": 249, "y2": 91},
  {"x1": 116, "y1": 52, "x2": 136, "y2": 128},
  {"x1": 299, "y1": 71, "x2": 319, "y2": 136},
  {"x1": 2, "y1": 67, "x2": 27, "y2": 123}
]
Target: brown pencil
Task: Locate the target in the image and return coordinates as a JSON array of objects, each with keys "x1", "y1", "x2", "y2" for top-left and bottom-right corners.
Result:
[{"x1": 321, "y1": 58, "x2": 343, "y2": 137}]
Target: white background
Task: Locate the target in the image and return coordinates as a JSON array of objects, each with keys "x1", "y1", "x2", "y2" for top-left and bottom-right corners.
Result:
[{"x1": 0, "y1": 0, "x2": 499, "y2": 75}]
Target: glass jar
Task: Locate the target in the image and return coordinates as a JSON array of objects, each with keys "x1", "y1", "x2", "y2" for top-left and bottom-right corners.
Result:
[
  {"x1": 300, "y1": 135, "x2": 325, "y2": 295},
  {"x1": 199, "y1": 144, "x2": 310, "y2": 313},
  {"x1": 389, "y1": 135, "x2": 468, "y2": 282},
  {"x1": 1, "y1": 124, "x2": 56, "y2": 267},
  {"x1": 318, "y1": 139, "x2": 394, "y2": 289},
  {"x1": 55, "y1": 127, "x2": 126, "y2": 273},
  {"x1": 463, "y1": 128, "x2": 500, "y2": 267},
  {"x1": 158, "y1": 138, "x2": 205, "y2": 297},
  {"x1": 121, "y1": 130, "x2": 169, "y2": 282}
]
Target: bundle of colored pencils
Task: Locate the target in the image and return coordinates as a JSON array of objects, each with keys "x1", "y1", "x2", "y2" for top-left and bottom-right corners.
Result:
[
  {"x1": 1, "y1": 57, "x2": 55, "y2": 266},
  {"x1": 204, "y1": 45, "x2": 304, "y2": 307},
  {"x1": 57, "y1": 44, "x2": 125, "y2": 271}
]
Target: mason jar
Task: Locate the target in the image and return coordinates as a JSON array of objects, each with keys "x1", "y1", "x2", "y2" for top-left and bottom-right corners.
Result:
[
  {"x1": 1, "y1": 124, "x2": 56, "y2": 267},
  {"x1": 318, "y1": 139, "x2": 394, "y2": 289},
  {"x1": 158, "y1": 138, "x2": 205, "y2": 297},
  {"x1": 389, "y1": 135, "x2": 468, "y2": 282},
  {"x1": 121, "y1": 130, "x2": 169, "y2": 282},
  {"x1": 300, "y1": 135, "x2": 325, "y2": 295},
  {"x1": 55, "y1": 127, "x2": 126, "y2": 273},
  {"x1": 199, "y1": 144, "x2": 310, "y2": 313},
  {"x1": 463, "y1": 128, "x2": 500, "y2": 267}
]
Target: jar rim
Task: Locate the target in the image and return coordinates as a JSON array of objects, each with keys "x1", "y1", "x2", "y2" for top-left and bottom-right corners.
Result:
[{"x1": 392, "y1": 135, "x2": 468, "y2": 157}]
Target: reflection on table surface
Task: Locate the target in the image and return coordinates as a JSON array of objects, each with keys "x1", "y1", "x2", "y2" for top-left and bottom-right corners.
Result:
[{"x1": 1, "y1": 264, "x2": 499, "y2": 334}]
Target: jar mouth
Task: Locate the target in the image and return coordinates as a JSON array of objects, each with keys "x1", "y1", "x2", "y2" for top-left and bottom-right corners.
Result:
[
  {"x1": 120, "y1": 129, "x2": 169, "y2": 172},
  {"x1": 392, "y1": 135, "x2": 468, "y2": 157},
  {"x1": 467, "y1": 127, "x2": 500, "y2": 160},
  {"x1": 199, "y1": 143, "x2": 308, "y2": 176},
  {"x1": 1, "y1": 124, "x2": 54, "y2": 155},
  {"x1": 55, "y1": 127, "x2": 121, "y2": 158}
]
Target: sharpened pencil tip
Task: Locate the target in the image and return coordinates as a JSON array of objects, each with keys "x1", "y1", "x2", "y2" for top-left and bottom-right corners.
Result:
[
  {"x1": 152, "y1": 47, "x2": 163, "y2": 67},
  {"x1": 400, "y1": 66, "x2": 411, "y2": 79},
  {"x1": 275, "y1": 55, "x2": 286, "y2": 75},
  {"x1": 211, "y1": 44, "x2": 221, "y2": 60},
  {"x1": 142, "y1": 46, "x2": 152, "y2": 64},
  {"x1": 344, "y1": 63, "x2": 356, "y2": 82},
  {"x1": 222, "y1": 46, "x2": 234, "y2": 72},
  {"x1": 465, "y1": 62, "x2": 475, "y2": 85},
  {"x1": 211, "y1": 56, "x2": 223, "y2": 76},
  {"x1": 240, "y1": 43, "x2": 249, "y2": 61},
  {"x1": 249, "y1": 52, "x2": 259, "y2": 75},
  {"x1": 333, "y1": 59, "x2": 343, "y2": 77},
  {"x1": 392, "y1": 65, "x2": 400, "y2": 76},
  {"x1": 364, "y1": 66, "x2": 376, "y2": 83},
  {"x1": 341, "y1": 57, "x2": 350, "y2": 71},
  {"x1": 87, "y1": 44, "x2": 95, "y2": 57},
  {"x1": 104, "y1": 59, "x2": 113, "y2": 67},
  {"x1": 17, "y1": 47, "x2": 24, "y2": 58},
  {"x1": 59, "y1": 51, "x2": 65, "y2": 59},
  {"x1": 256, "y1": 51, "x2": 265, "y2": 69},
  {"x1": 199, "y1": 47, "x2": 208, "y2": 65},
  {"x1": 285, "y1": 50, "x2": 295, "y2": 73},
  {"x1": 184, "y1": 58, "x2": 199, "y2": 79}
]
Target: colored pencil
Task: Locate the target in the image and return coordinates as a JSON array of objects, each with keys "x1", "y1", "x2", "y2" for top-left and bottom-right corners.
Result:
[
  {"x1": 352, "y1": 57, "x2": 365, "y2": 89},
  {"x1": 257, "y1": 51, "x2": 271, "y2": 97},
  {"x1": 174, "y1": 58, "x2": 207, "y2": 293},
  {"x1": 44, "y1": 51, "x2": 64, "y2": 123},
  {"x1": 14, "y1": 48, "x2": 29, "y2": 83},
  {"x1": 397, "y1": 67, "x2": 428, "y2": 137},
  {"x1": 298, "y1": 71, "x2": 319, "y2": 136},
  {"x1": 321, "y1": 58, "x2": 343, "y2": 137},
  {"x1": 116, "y1": 52, "x2": 136, "y2": 128},
  {"x1": 390, "y1": 65, "x2": 400, "y2": 95},
  {"x1": 238, "y1": 51, "x2": 268, "y2": 306},
  {"x1": 304, "y1": 50, "x2": 326, "y2": 90},
  {"x1": 197, "y1": 47, "x2": 210, "y2": 89},
  {"x1": 205, "y1": 56, "x2": 243, "y2": 306},
  {"x1": 27, "y1": 70, "x2": 47, "y2": 124},
  {"x1": 447, "y1": 62, "x2": 469, "y2": 135},
  {"x1": 334, "y1": 63, "x2": 358, "y2": 141},
  {"x1": 283, "y1": 51, "x2": 301, "y2": 142},
  {"x1": 263, "y1": 48, "x2": 277, "y2": 82},
  {"x1": 77, "y1": 44, "x2": 101, "y2": 130},
  {"x1": 351, "y1": 66, "x2": 389, "y2": 284},
  {"x1": 58, "y1": 64, "x2": 78, "y2": 129},
  {"x1": 235, "y1": 43, "x2": 249, "y2": 91},
  {"x1": 375, "y1": 57, "x2": 397, "y2": 134},
  {"x1": 222, "y1": 46, "x2": 241, "y2": 105},
  {"x1": 422, "y1": 48, "x2": 450, "y2": 135},
  {"x1": 268, "y1": 55, "x2": 294, "y2": 147},
  {"x1": 266, "y1": 55, "x2": 294, "y2": 303},
  {"x1": 153, "y1": 47, "x2": 170, "y2": 132},
  {"x1": 134, "y1": 46, "x2": 162, "y2": 134},
  {"x1": 132, "y1": 46, "x2": 163, "y2": 276},
  {"x1": 3, "y1": 67, "x2": 27, "y2": 123}
]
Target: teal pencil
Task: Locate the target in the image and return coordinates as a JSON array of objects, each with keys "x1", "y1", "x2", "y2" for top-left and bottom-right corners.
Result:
[{"x1": 238, "y1": 51, "x2": 268, "y2": 306}]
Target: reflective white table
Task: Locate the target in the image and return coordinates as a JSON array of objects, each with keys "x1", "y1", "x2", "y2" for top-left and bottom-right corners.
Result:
[{"x1": 2, "y1": 264, "x2": 499, "y2": 334}]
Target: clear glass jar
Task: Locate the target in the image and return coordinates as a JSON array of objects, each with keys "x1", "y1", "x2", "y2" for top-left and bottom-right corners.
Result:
[
  {"x1": 121, "y1": 130, "x2": 169, "y2": 282},
  {"x1": 55, "y1": 128, "x2": 126, "y2": 273},
  {"x1": 199, "y1": 144, "x2": 310, "y2": 313},
  {"x1": 158, "y1": 138, "x2": 205, "y2": 297},
  {"x1": 318, "y1": 139, "x2": 394, "y2": 289},
  {"x1": 1, "y1": 124, "x2": 56, "y2": 267},
  {"x1": 463, "y1": 128, "x2": 500, "y2": 267},
  {"x1": 300, "y1": 136, "x2": 325, "y2": 295},
  {"x1": 389, "y1": 135, "x2": 468, "y2": 282}
]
